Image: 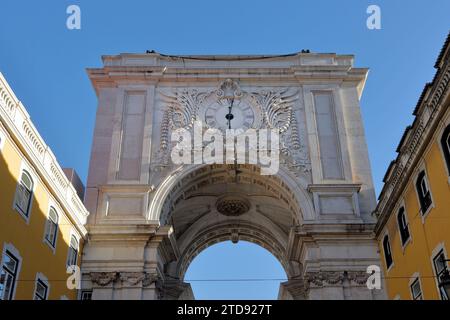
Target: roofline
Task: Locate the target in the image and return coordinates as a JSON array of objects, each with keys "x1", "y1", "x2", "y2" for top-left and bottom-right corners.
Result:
[
  {"x1": 0, "y1": 72, "x2": 89, "y2": 236},
  {"x1": 374, "y1": 31, "x2": 450, "y2": 233},
  {"x1": 100, "y1": 51, "x2": 356, "y2": 62}
]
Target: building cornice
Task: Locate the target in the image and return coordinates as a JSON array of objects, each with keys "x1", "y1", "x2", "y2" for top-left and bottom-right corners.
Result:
[
  {"x1": 0, "y1": 72, "x2": 89, "y2": 236},
  {"x1": 87, "y1": 52, "x2": 368, "y2": 98},
  {"x1": 374, "y1": 33, "x2": 450, "y2": 235}
]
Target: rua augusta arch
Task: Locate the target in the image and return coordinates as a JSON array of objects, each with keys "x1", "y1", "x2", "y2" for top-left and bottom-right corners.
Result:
[{"x1": 81, "y1": 51, "x2": 386, "y2": 300}]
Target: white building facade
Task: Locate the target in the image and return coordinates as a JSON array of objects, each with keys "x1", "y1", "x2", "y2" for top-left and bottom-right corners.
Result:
[{"x1": 81, "y1": 52, "x2": 385, "y2": 300}]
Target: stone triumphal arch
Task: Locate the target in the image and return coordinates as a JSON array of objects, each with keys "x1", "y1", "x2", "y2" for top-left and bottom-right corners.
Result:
[{"x1": 81, "y1": 52, "x2": 386, "y2": 300}]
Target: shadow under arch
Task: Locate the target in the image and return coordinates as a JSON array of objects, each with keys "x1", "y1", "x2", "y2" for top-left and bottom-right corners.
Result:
[{"x1": 148, "y1": 163, "x2": 315, "y2": 224}]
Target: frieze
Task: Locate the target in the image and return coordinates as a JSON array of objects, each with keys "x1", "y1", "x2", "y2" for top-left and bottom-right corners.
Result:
[{"x1": 90, "y1": 272, "x2": 119, "y2": 286}]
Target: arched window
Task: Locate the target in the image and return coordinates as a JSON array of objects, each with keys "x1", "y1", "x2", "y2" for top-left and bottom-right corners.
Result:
[
  {"x1": 44, "y1": 207, "x2": 59, "y2": 248},
  {"x1": 397, "y1": 207, "x2": 410, "y2": 245},
  {"x1": 66, "y1": 235, "x2": 79, "y2": 267},
  {"x1": 416, "y1": 171, "x2": 432, "y2": 214},
  {"x1": 14, "y1": 170, "x2": 34, "y2": 218},
  {"x1": 383, "y1": 234, "x2": 393, "y2": 269},
  {"x1": 441, "y1": 124, "x2": 450, "y2": 174}
]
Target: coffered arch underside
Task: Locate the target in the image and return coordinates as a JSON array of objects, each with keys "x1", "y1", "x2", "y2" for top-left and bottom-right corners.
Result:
[{"x1": 149, "y1": 164, "x2": 316, "y2": 224}]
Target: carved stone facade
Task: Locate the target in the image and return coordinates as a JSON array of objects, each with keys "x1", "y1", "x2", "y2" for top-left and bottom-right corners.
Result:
[{"x1": 81, "y1": 52, "x2": 386, "y2": 300}]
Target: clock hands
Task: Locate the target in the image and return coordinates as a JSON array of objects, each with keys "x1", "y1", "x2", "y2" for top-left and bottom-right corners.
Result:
[
  {"x1": 225, "y1": 98, "x2": 234, "y2": 130},
  {"x1": 223, "y1": 99, "x2": 242, "y2": 182}
]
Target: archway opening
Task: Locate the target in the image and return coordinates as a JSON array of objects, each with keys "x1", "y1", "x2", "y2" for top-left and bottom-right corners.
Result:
[
  {"x1": 155, "y1": 164, "x2": 311, "y2": 299},
  {"x1": 184, "y1": 240, "x2": 287, "y2": 300}
]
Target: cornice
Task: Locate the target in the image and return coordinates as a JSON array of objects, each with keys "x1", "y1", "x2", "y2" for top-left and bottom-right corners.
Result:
[
  {"x1": 374, "y1": 44, "x2": 450, "y2": 234},
  {"x1": 86, "y1": 53, "x2": 368, "y2": 97}
]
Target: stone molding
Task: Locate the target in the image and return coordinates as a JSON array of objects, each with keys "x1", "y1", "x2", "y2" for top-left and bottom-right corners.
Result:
[
  {"x1": 120, "y1": 272, "x2": 146, "y2": 286},
  {"x1": 90, "y1": 272, "x2": 119, "y2": 287},
  {"x1": 90, "y1": 271, "x2": 161, "y2": 287},
  {"x1": 304, "y1": 271, "x2": 369, "y2": 289}
]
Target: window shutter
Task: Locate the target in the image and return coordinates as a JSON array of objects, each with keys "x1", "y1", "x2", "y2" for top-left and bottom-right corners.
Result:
[{"x1": 15, "y1": 184, "x2": 31, "y2": 216}]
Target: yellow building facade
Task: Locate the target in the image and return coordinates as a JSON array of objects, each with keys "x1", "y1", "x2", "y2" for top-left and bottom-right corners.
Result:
[
  {"x1": 0, "y1": 73, "x2": 89, "y2": 300},
  {"x1": 375, "y1": 33, "x2": 450, "y2": 300}
]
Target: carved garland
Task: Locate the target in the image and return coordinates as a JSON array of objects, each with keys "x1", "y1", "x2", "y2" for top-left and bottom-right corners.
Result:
[
  {"x1": 304, "y1": 271, "x2": 370, "y2": 289},
  {"x1": 90, "y1": 272, "x2": 160, "y2": 287}
]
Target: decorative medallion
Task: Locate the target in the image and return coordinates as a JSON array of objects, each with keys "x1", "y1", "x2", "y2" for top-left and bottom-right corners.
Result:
[{"x1": 216, "y1": 195, "x2": 250, "y2": 217}]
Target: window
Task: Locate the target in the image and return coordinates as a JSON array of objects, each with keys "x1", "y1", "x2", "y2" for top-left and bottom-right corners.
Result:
[
  {"x1": 81, "y1": 290, "x2": 92, "y2": 300},
  {"x1": 416, "y1": 171, "x2": 432, "y2": 214},
  {"x1": 441, "y1": 124, "x2": 450, "y2": 174},
  {"x1": 14, "y1": 170, "x2": 34, "y2": 218},
  {"x1": 0, "y1": 250, "x2": 19, "y2": 300},
  {"x1": 410, "y1": 278, "x2": 423, "y2": 300},
  {"x1": 67, "y1": 235, "x2": 79, "y2": 267},
  {"x1": 33, "y1": 278, "x2": 48, "y2": 300},
  {"x1": 383, "y1": 235, "x2": 393, "y2": 269},
  {"x1": 0, "y1": 130, "x2": 5, "y2": 150},
  {"x1": 433, "y1": 250, "x2": 449, "y2": 300},
  {"x1": 44, "y1": 207, "x2": 59, "y2": 248},
  {"x1": 397, "y1": 207, "x2": 410, "y2": 246}
]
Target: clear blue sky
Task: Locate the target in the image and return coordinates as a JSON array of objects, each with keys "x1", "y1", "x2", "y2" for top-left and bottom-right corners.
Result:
[{"x1": 0, "y1": 0, "x2": 448, "y2": 299}]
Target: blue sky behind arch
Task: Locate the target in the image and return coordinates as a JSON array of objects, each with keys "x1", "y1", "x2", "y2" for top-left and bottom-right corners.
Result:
[{"x1": 0, "y1": 0, "x2": 448, "y2": 299}]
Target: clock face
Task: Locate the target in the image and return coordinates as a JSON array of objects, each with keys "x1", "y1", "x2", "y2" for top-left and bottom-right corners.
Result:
[{"x1": 204, "y1": 100, "x2": 256, "y2": 132}]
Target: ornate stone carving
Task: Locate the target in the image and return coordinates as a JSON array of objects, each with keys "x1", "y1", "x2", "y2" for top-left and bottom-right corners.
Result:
[
  {"x1": 216, "y1": 79, "x2": 242, "y2": 101},
  {"x1": 304, "y1": 271, "x2": 344, "y2": 288},
  {"x1": 90, "y1": 272, "x2": 119, "y2": 286},
  {"x1": 216, "y1": 195, "x2": 250, "y2": 217},
  {"x1": 345, "y1": 271, "x2": 370, "y2": 286},
  {"x1": 304, "y1": 271, "x2": 370, "y2": 291},
  {"x1": 281, "y1": 279, "x2": 307, "y2": 300},
  {"x1": 119, "y1": 272, "x2": 146, "y2": 286},
  {"x1": 160, "y1": 279, "x2": 192, "y2": 300},
  {"x1": 250, "y1": 88, "x2": 297, "y2": 133},
  {"x1": 153, "y1": 79, "x2": 311, "y2": 177},
  {"x1": 142, "y1": 273, "x2": 160, "y2": 287}
]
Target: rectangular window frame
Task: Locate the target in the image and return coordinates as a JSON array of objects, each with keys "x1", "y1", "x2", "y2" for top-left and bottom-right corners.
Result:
[
  {"x1": 81, "y1": 290, "x2": 92, "y2": 300},
  {"x1": 436, "y1": 121, "x2": 450, "y2": 184},
  {"x1": 66, "y1": 231, "x2": 80, "y2": 268},
  {"x1": 0, "y1": 127, "x2": 6, "y2": 151},
  {"x1": 382, "y1": 232, "x2": 394, "y2": 271},
  {"x1": 433, "y1": 249, "x2": 449, "y2": 300},
  {"x1": 414, "y1": 165, "x2": 435, "y2": 222},
  {"x1": 410, "y1": 277, "x2": 423, "y2": 300},
  {"x1": 33, "y1": 273, "x2": 50, "y2": 301},
  {"x1": 0, "y1": 244, "x2": 22, "y2": 301},
  {"x1": 396, "y1": 202, "x2": 412, "y2": 250},
  {"x1": 12, "y1": 163, "x2": 36, "y2": 224},
  {"x1": 14, "y1": 183, "x2": 32, "y2": 218},
  {"x1": 43, "y1": 203, "x2": 60, "y2": 253}
]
